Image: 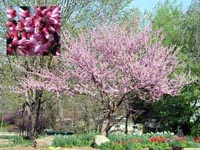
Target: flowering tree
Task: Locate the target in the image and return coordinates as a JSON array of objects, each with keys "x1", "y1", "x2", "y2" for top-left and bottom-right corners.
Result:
[
  {"x1": 0, "y1": 56, "x2": 60, "y2": 139},
  {"x1": 22, "y1": 23, "x2": 192, "y2": 136},
  {"x1": 66, "y1": 23, "x2": 194, "y2": 135},
  {"x1": 6, "y1": 6, "x2": 61, "y2": 56},
  {"x1": 14, "y1": 57, "x2": 72, "y2": 139}
]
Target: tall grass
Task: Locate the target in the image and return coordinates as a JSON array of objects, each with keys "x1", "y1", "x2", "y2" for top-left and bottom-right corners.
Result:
[{"x1": 53, "y1": 132, "x2": 97, "y2": 147}]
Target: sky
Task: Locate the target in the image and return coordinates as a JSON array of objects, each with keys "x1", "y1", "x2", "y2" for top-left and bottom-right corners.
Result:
[{"x1": 131, "y1": 0, "x2": 193, "y2": 13}]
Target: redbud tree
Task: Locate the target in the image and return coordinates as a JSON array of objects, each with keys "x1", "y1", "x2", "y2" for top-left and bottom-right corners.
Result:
[
  {"x1": 66, "y1": 23, "x2": 194, "y2": 135},
  {"x1": 24, "y1": 22, "x2": 192, "y2": 136}
]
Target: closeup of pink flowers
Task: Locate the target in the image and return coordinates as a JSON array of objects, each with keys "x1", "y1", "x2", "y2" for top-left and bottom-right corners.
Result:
[{"x1": 6, "y1": 6, "x2": 61, "y2": 56}]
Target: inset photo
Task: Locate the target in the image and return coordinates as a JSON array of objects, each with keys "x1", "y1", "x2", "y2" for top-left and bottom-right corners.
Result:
[{"x1": 6, "y1": 6, "x2": 61, "y2": 56}]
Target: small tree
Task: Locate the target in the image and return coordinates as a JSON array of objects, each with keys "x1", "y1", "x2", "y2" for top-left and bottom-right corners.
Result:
[
  {"x1": 25, "y1": 22, "x2": 192, "y2": 136},
  {"x1": 63, "y1": 23, "x2": 192, "y2": 135}
]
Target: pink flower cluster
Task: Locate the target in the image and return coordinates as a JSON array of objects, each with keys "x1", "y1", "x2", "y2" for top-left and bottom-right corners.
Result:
[{"x1": 6, "y1": 6, "x2": 61, "y2": 56}]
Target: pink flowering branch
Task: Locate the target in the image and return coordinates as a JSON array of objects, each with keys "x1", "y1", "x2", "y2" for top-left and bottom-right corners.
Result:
[
  {"x1": 17, "y1": 22, "x2": 193, "y2": 103},
  {"x1": 60, "y1": 23, "x2": 195, "y2": 107},
  {"x1": 16, "y1": 60, "x2": 74, "y2": 97},
  {"x1": 6, "y1": 6, "x2": 61, "y2": 56}
]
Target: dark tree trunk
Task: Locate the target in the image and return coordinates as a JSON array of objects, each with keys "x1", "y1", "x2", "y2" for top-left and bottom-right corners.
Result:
[
  {"x1": 84, "y1": 100, "x2": 90, "y2": 133},
  {"x1": 34, "y1": 98, "x2": 41, "y2": 135},
  {"x1": 28, "y1": 90, "x2": 43, "y2": 140},
  {"x1": 99, "y1": 92, "x2": 130, "y2": 136},
  {"x1": 125, "y1": 112, "x2": 130, "y2": 134},
  {"x1": 30, "y1": 112, "x2": 36, "y2": 139},
  {"x1": 57, "y1": 95, "x2": 64, "y2": 129}
]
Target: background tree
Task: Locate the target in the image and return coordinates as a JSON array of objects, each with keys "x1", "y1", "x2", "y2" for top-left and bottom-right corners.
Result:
[
  {"x1": 151, "y1": 0, "x2": 183, "y2": 46},
  {"x1": 147, "y1": 0, "x2": 200, "y2": 135},
  {"x1": 0, "y1": 57, "x2": 56, "y2": 139}
]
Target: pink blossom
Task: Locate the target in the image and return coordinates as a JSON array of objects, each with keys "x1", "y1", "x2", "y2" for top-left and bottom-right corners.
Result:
[
  {"x1": 61, "y1": 23, "x2": 193, "y2": 102},
  {"x1": 19, "y1": 8, "x2": 30, "y2": 17},
  {"x1": 6, "y1": 8, "x2": 16, "y2": 18},
  {"x1": 6, "y1": 21, "x2": 13, "y2": 27},
  {"x1": 6, "y1": 6, "x2": 61, "y2": 56}
]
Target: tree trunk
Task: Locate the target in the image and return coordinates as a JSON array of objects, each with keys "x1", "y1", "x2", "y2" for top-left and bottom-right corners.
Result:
[
  {"x1": 30, "y1": 112, "x2": 37, "y2": 139},
  {"x1": 26, "y1": 89, "x2": 43, "y2": 140},
  {"x1": 33, "y1": 90, "x2": 42, "y2": 138},
  {"x1": 84, "y1": 99, "x2": 90, "y2": 133},
  {"x1": 57, "y1": 94, "x2": 64, "y2": 129},
  {"x1": 73, "y1": 99, "x2": 76, "y2": 133},
  {"x1": 0, "y1": 114, "x2": 3, "y2": 132},
  {"x1": 101, "y1": 112, "x2": 111, "y2": 136},
  {"x1": 24, "y1": 90, "x2": 32, "y2": 137},
  {"x1": 100, "y1": 93, "x2": 129, "y2": 136},
  {"x1": 125, "y1": 112, "x2": 130, "y2": 134},
  {"x1": 34, "y1": 98, "x2": 41, "y2": 135}
]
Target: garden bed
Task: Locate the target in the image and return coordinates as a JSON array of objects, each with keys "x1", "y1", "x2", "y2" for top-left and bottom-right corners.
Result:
[
  {"x1": 99, "y1": 133, "x2": 200, "y2": 150},
  {"x1": 52, "y1": 132, "x2": 200, "y2": 150}
]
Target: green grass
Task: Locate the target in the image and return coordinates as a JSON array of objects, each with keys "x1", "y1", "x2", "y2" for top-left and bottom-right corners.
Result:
[
  {"x1": 0, "y1": 123, "x2": 12, "y2": 132},
  {"x1": 0, "y1": 135, "x2": 33, "y2": 148}
]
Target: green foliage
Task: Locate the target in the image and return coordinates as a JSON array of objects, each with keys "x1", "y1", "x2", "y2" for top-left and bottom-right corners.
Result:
[
  {"x1": 180, "y1": 0, "x2": 200, "y2": 52},
  {"x1": 0, "y1": 135, "x2": 20, "y2": 140},
  {"x1": 13, "y1": 136, "x2": 33, "y2": 145},
  {"x1": 187, "y1": 141, "x2": 200, "y2": 148},
  {"x1": 147, "y1": 142, "x2": 170, "y2": 150},
  {"x1": 145, "y1": 0, "x2": 200, "y2": 136},
  {"x1": 169, "y1": 141, "x2": 187, "y2": 148},
  {"x1": 98, "y1": 133, "x2": 200, "y2": 150},
  {"x1": 12, "y1": 136, "x2": 25, "y2": 144},
  {"x1": 191, "y1": 123, "x2": 200, "y2": 136},
  {"x1": 152, "y1": 0, "x2": 183, "y2": 46},
  {"x1": 52, "y1": 132, "x2": 97, "y2": 147}
]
